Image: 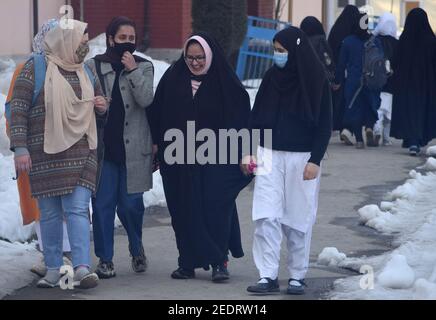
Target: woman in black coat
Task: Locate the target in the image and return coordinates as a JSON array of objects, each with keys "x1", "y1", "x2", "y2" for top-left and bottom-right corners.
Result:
[
  {"x1": 147, "y1": 33, "x2": 252, "y2": 282},
  {"x1": 390, "y1": 8, "x2": 436, "y2": 156}
]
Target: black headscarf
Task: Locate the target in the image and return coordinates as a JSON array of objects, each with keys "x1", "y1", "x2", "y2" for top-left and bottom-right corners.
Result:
[
  {"x1": 153, "y1": 32, "x2": 250, "y2": 138},
  {"x1": 352, "y1": 13, "x2": 370, "y2": 40},
  {"x1": 300, "y1": 16, "x2": 325, "y2": 37},
  {"x1": 94, "y1": 16, "x2": 147, "y2": 65},
  {"x1": 147, "y1": 32, "x2": 252, "y2": 269},
  {"x1": 328, "y1": 5, "x2": 360, "y2": 63},
  {"x1": 251, "y1": 27, "x2": 326, "y2": 129}
]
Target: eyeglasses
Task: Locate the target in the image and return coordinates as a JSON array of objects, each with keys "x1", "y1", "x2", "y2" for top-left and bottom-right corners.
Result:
[{"x1": 185, "y1": 55, "x2": 206, "y2": 63}]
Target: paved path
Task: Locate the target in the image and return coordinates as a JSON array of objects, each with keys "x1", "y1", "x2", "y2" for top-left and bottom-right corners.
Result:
[{"x1": 4, "y1": 135, "x2": 426, "y2": 300}]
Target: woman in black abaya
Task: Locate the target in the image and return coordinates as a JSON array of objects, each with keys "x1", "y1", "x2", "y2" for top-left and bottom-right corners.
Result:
[
  {"x1": 147, "y1": 33, "x2": 252, "y2": 282},
  {"x1": 390, "y1": 8, "x2": 436, "y2": 156},
  {"x1": 327, "y1": 5, "x2": 361, "y2": 133}
]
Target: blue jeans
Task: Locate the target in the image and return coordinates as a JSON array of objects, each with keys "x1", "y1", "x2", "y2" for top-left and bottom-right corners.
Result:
[
  {"x1": 92, "y1": 160, "x2": 145, "y2": 262},
  {"x1": 38, "y1": 186, "x2": 92, "y2": 270}
]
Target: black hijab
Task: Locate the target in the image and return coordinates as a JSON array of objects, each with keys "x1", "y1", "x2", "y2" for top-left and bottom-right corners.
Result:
[
  {"x1": 390, "y1": 8, "x2": 436, "y2": 145},
  {"x1": 300, "y1": 16, "x2": 325, "y2": 37},
  {"x1": 328, "y1": 5, "x2": 360, "y2": 63},
  {"x1": 150, "y1": 31, "x2": 251, "y2": 145},
  {"x1": 94, "y1": 16, "x2": 147, "y2": 65},
  {"x1": 251, "y1": 27, "x2": 326, "y2": 129},
  {"x1": 352, "y1": 13, "x2": 370, "y2": 40}
]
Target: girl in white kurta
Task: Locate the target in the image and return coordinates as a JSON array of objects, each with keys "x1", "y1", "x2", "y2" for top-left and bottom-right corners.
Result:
[{"x1": 244, "y1": 26, "x2": 332, "y2": 295}]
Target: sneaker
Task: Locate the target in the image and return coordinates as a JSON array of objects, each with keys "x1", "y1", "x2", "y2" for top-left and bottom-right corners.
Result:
[
  {"x1": 355, "y1": 141, "x2": 365, "y2": 149},
  {"x1": 366, "y1": 128, "x2": 378, "y2": 147},
  {"x1": 95, "y1": 260, "x2": 116, "y2": 279},
  {"x1": 382, "y1": 139, "x2": 393, "y2": 146},
  {"x1": 374, "y1": 133, "x2": 381, "y2": 147},
  {"x1": 212, "y1": 262, "x2": 230, "y2": 282},
  {"x1": 36, "y1": 269, "x2": 61, "y2": 288},
  {"x1": 287, "y1": 278, "x2": 306, "y2": 295},
  {"x1": 73, "y1": 267, "x2": 99, "y2": 289},
  {"x1": 340, "y1": 129, "x2": 354, "y2": 146},
  {"x1": 409, "y1": 145, "x2": 420, "y2": 156},
  {"x1": 31, "y1": 254, "x2": 71, "y2": 278},
  {"x1": 131, "y1": 245, "x2": 147, "y2": 273},
  {"x1": 31, "y1": 258, "x2": 47, "y2": 278},
  {"x1": 171, "y1": 267, "x2": 195, "y2": 279},
  {"x1": 247, "y1": 277, "x2": 280, "y2": 294}
]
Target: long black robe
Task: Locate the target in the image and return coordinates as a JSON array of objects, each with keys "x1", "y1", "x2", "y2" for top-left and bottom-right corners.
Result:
[
  {"x1": 147, "y1": 33, "x2": 252, "y2": 270},
  {"x1": 390, "y1": 8, "x2": 436, "y2": 148},
  {"x1": 327, "y1": 5, "x2": 360, "y2": 131}
]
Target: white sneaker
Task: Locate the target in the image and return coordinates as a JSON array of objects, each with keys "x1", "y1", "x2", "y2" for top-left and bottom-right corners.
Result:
[{"x1": 340, "y1": 129, "x2": 354, "y2": 146}]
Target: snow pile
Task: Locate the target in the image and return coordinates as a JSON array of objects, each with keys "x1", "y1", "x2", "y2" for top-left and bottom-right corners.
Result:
[
  {"x1": 418, "y1": 157, "x2": 436, "y2": 171},
  {"x1": 0, "y1": 57, "x2": 16, "y2": 95},
  {"x1": 143, "y1": 170, "x2": 166, "y2": 208},
  {"x1": 317, "y1": 247, "x2": 347, "y2": 267},
  {"x1": 0, "y1": 153, "x2": 34, "y2": 242},
  {"x1": 377, "y1": 254, "x2": 415, "y2": 289},
  {"x1": 426, "y1": 146, "x2": 436, "y2": 157},
  {"x1": 0, "y1": 240, "x2": 40, "y2": 299},
  {"x1": 328, "y1": 165, "x2": 436, "y2": 299},
  {"x1": 0, "y1": 93, "x2": 11, "y2": 156}
]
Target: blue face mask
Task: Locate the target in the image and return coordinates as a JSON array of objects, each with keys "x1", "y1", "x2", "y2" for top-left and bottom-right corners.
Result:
[{"x1": 273, "y1": 51, "x2": 288, "y2": 68}]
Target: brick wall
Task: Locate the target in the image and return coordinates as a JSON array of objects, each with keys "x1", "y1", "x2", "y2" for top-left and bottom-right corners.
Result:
[
  {"x1": 147, "y1": 0, "x2": 192, "y2": 48},
  {"x1": 247, "y1": 0, "x2": 274, "y2": 19},
  {"x1": 71, "y1": 0, "x2": 146, "y2": 47}
]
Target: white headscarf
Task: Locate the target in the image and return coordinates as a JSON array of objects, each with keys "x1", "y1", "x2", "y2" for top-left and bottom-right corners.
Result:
[{"x1": 373, "y1": 13, "x2": 398, "y2": 38}]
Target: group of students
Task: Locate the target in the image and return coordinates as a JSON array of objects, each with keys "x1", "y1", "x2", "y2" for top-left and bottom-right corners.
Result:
[
  {"x1": 5, "y1": 5, "x2": 435, "y2": 296},
  {"x1": 321, "y1": 5, "x2": 436, "y2": 155}
]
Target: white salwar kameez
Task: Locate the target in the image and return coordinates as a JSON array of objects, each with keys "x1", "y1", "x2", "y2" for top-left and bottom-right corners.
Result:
[{"x1": 252, "y1": 146, "x2": 320, "y2": 280}]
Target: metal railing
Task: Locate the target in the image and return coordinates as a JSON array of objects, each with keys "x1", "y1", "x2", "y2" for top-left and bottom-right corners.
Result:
[{"x1": 236, "y1": 16, "x2": 291, "y2": 88}]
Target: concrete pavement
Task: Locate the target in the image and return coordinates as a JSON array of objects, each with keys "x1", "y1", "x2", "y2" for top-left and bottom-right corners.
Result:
[{"x1": 4, "y1": 135, "x2": 426, "y2": 300}]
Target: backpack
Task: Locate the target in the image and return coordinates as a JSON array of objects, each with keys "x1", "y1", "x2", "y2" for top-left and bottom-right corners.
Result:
[
  {"x1": 4, "y1": 54, "x2": 95, "y2": 124},
  {"x1": 362, "y1": 35, "x2": 391, "y2": 91},
  {"x1": 347, "y1": 36, "x2": 391, "y2": 109}
]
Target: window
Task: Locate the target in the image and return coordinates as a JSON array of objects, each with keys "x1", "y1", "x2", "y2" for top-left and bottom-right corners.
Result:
[{"x1": 338, "y1": 0, "x2": 367, "y2": 8}]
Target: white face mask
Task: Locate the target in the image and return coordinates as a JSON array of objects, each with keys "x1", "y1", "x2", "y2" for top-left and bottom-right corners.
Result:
[{"x1": 273, "y1": 51, "x2": 288, "y2": 68}]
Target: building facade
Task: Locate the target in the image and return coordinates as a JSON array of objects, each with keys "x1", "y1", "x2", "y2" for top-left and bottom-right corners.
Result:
[{"x1": 1, "y1": 0, "x2": 435, "y2": 56}]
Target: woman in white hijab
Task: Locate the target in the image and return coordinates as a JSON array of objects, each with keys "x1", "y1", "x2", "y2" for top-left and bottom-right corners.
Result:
[
  {"x1": 372, "y1": 13, "x2": 399, "y2": 146},
  {"x1": 10, "y1": 20, "x2": 108, "y2": 289}
]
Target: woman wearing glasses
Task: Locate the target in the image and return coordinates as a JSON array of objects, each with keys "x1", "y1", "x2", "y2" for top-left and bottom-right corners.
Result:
[{"x1": 147, "y1": 33, "x2": 252, "y2": 282}]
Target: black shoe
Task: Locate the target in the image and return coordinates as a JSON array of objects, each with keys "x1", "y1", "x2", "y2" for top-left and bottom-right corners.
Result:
[
  {"x1": 409, "y1": 145, "x2": 421, "y2": 156},
  {"x1": 171, "y1": 267, "x2": 195, "y2": 279},
  {"x1": 131, "y1": 245, "x2": 147, "y2": 273},
  {"x1": 287, "y1": 278, "x2": 307, "y2": 295},
  {"x1": 247, "y1": 278, "x2": 280, "y2": 294},
  {"x1": 95, "y1": 260, "x2": 116, "y2": 279},
  {"x1": 212, "y1": 262, "x2": 230, "y2": 282},
  {"x1": 366, "y1": 128, "x2": 378, "y2": 147}
]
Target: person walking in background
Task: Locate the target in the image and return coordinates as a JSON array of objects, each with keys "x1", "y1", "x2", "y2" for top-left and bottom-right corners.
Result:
[
  {"x1": 333, "y1": 13, "x2": 381, "y2": 149},
  {"x1": 10, "y1": 20, "x2": 107, "y2": 289},
  {"x1": 300, "y1": 16, "x2": 335, "y2": 85},
  {"x1": 88, "y1": 16, "x2": 154, "y2": 279},
  {"x1": 390, "y1": 8, "x2": 436, "y2": 156},
  {"x1": 372, "y1": 13, "x2": 399, "y2": 147},
  {"x1": 327, "y1": 5, "x2": 360, "y2": 140}
]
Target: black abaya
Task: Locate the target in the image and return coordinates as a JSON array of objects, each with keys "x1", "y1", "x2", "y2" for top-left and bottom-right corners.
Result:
[
  {"x1": 147, "y1": 33, "x2": 252, "y2": 270},
  {"x1": 390, "y1": 8, "x2": 436, "y2": 147}
]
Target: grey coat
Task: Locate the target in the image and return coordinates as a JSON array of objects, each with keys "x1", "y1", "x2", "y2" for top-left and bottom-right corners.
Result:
[{"x1": 86, "y1": 58, "x2": 154, "y2": 194}]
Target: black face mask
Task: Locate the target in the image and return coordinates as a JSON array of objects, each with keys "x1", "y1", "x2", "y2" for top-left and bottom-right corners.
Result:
[{"x1": 112, "y1": 41, "x2": 136, "y2": 56}]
